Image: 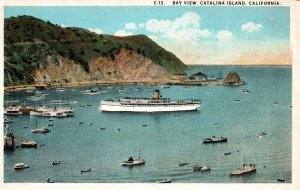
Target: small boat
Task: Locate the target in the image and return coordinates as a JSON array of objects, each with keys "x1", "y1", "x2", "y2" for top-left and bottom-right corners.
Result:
[
  {"x1": 45, "y1": 178, "x2": 54, "y2": 183},
  {"x1": 277, "y1": 178, "x2": 285, "y2": 182},
  {"x1": 32, "y1": 127, "x2": 51, "y2": 134},
  {"x1": 100, "y1": 128, "x2": 106, "y2": 130},
  {"x1": 241, "y1": 89, "x2": 251, "y2": 94},
  {"x1": 230, "y1": 163, "x2": 256, "y2": 176},
  {"x1": 257, "y1": 131, "x2": 267, "y2": 138},
  {"x1": 4, "y1": 107, "x2": 23, "y2": 115},
  {"x1": 87, "y1": 104, "x2": 92, "y2": 106},
  {"x1": 21, "y1": 140, "x2": 37, "y2": 148},
  {"x1": 233, "y1": 99, "x2": 240, "y2": 102},
  {"x1": 69, "y1": 101, "x2": 78, "y2": 104},
  {"x1": 80, "y1": 168, "x2": 91, "y2": 173},
  {"x1": 39, "y1": 143, "x2": 45, "y2": 147},
  {"x1": 202, "y1": 136, "x2": 227, "y2": 144},
  {"x1": 57, "y1": 88, "x2": 66, "y2": 92},
  {"x1": 50, "y1": 100, "x2": 70, "y2": 105},
  {"x1": 14, "y1": 163, "x2": 30, "y2": 170},
  {"x1": 156, "y1": 178, "x2": 172, "y2": 183},
  {"x1": 78, "y1": 122, "x2": 84, "y2": 124},
  {"x1": 142, "y1": 124, "x2": 148, "y2": 127},
  {"x1": 179, "y1": 162, "x2": 189, "y2": 166},
  {"x1": 30, "y1": 110, "x2": 44, "y2": 116},
  {"x1": 4, "y1": 118, "x2": 14, "y2": 123},
  {"x1": 224, "y1": 152, "x2": 232, "y2": 155},
  {"x1": 117, "y1": 128, "x2": 121, "y2": 132},
  {"x1": 193, "y1": 165, "x2": 211, "y2": 172},
  {"x1": 52, "y1": 160, "x2": 61, "y2": 165},
  {"x1": 42, "y1": 111, "x2": 67, "y2": 118},
  {"x1": 82, "y1": 88, "x2": 101, "y2": 95},
  {"x1": 121, "y1": 156, "x2": 145, "y2": 167}
]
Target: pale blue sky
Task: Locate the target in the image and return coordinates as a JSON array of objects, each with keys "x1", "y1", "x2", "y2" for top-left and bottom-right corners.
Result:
[
  {"x1": 4, "y1": 6, "x2": 290, "y2": 65},
  {"x1": 4, "y1": 6, "x2": 289, "y2": 40}
]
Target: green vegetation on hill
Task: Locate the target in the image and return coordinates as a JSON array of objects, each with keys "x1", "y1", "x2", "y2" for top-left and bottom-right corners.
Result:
[{"x1": 4, "y1": 15, "x2": 187, "y2": 86}]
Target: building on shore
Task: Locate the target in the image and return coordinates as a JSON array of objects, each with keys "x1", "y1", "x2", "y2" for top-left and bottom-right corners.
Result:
[{"x1": 186, "y1": 72, "x2": 208, "y2": 82}]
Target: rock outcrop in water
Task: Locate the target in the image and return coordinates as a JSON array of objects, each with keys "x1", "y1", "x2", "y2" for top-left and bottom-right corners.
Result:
[
  {"x1": 4, "y1": 15, "x2": 187, "y2": 86},
  {"x1": 223, "y1": 72, "x2": 245, "y2": 85}
]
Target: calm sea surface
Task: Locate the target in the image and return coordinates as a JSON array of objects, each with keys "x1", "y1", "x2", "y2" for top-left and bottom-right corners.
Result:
[{"x1": 4, "y1": 66, "x2": 292, "y2": 183}]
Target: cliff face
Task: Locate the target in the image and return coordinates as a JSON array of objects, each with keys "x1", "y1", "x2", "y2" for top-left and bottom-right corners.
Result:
[
  {"x1": 89, "y1": 49, "x2": 171, "y2": 81},
  {"x1": 33, "y1": 49, "x2": 171, "y2": 85},
  {"x1": 4, "y1": 15, "x2": 187, "y2": 86}
]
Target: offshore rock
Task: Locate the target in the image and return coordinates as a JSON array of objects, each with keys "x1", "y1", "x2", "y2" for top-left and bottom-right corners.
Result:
[{"x1": 223, "y1": 72, "x2": 245, "y2": 86}]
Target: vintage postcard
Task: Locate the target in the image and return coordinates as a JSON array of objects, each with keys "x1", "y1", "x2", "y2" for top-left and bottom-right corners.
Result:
[{"x1": 1, "y1": 0, "x2": 299, "y2": 189}]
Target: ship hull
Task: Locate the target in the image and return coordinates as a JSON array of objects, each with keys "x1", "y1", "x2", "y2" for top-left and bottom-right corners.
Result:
[{"x1": 100, "y1": 102, "x2": 200, "y2": 112}]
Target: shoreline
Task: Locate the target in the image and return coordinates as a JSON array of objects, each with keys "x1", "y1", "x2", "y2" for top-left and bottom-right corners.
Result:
[{"x1": 4, "y1": 78, "x2": 245, "y2": 92}]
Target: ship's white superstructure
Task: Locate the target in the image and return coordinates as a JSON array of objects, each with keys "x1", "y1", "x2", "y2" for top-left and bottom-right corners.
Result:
[{"x1": 100, "y1": 90, "x2": 200, "y2": 112}]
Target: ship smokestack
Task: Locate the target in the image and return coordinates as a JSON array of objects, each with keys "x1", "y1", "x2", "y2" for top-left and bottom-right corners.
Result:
[{"x1": 153, "y1": 90, "x2": 160, "y2": 100}]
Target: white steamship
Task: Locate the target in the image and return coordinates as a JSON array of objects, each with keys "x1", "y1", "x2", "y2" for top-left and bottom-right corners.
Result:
[{"x1": 100, "y1": 90, "x2": 200, "y2": 112}]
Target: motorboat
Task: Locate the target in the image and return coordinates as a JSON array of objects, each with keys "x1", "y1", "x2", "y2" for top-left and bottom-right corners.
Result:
[
  {"x1": 4, "y1": 107, "x2": 23, "y2": 115},
  {"x1": 156, "y1": 178, "x2": 172, "y2": 183},
  {"x1": 21, "y1": 140, "x2": 37, "y2": 148},
  {"x1": 45, "y1": 178, "x2": 54, "y2": 183},
  {"x1": 32, "y1": 127, "x2": 51, "y2": 134},
  {"x1": 80, "y1": 168, "x2": 91, "y2": 173},
  {"x1": 14, "y1": 163, "x2": 29, "y2": 170},
  {"x1": 69, "y1": 101, "x2": 78, "y2": 104},
  {"x1": 179, "y1": 162, "x2": 189, "y2": 166},
  {"x1": 277, "y1": 178, "x2": 285, "y2": 182},
  {"x1": 193, "y1": 165, "x2": 211, "y2": 172},
  {"x1": 42, "y1": 111, "x2": 67, "y2": 118},
  {"x1": 4, "y1": 118, "x2": 14, "y2": 123},
  {"x1": 202, "y1": 136, "x2": 227, "y2": 143},
  {"x1": 121, "y1": 156, "x2": 145, "y2": 166},
  {"x1": 230, "y1": 163, "x2": 256, "y2": 176},
  {"x1": 81, "y1": 88, "x2": 101, "y2": 95},
  {"x1": 52, "y1": 160, "x2": 61, "y2": 165},
  {"x1": 50, "y1": 100, "x2": 70, "y2": 105},
  {"x1": 257, "y1": 131, "x2": 267, "y2": 138},
  {"x1": 31, "y1": 106, "x2": 73, "y2": 117}
]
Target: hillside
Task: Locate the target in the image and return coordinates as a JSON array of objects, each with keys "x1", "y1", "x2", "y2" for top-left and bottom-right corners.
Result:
[{"x1": 4, "y1": 15, "x2": 187, "y2": 86}]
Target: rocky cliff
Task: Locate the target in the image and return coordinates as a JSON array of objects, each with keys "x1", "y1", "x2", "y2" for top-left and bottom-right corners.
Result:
[
  {"x1": 4, "y1": 16, "x2": 187, "y2": 86},
  {"x1": 223, "y1": 72, "x2": 245, "y2": 85}
]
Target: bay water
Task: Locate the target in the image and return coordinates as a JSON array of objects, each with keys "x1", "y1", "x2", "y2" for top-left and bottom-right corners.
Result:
[{"x1": 4, "y1": 66, "x2": 292, "y2": 183}]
